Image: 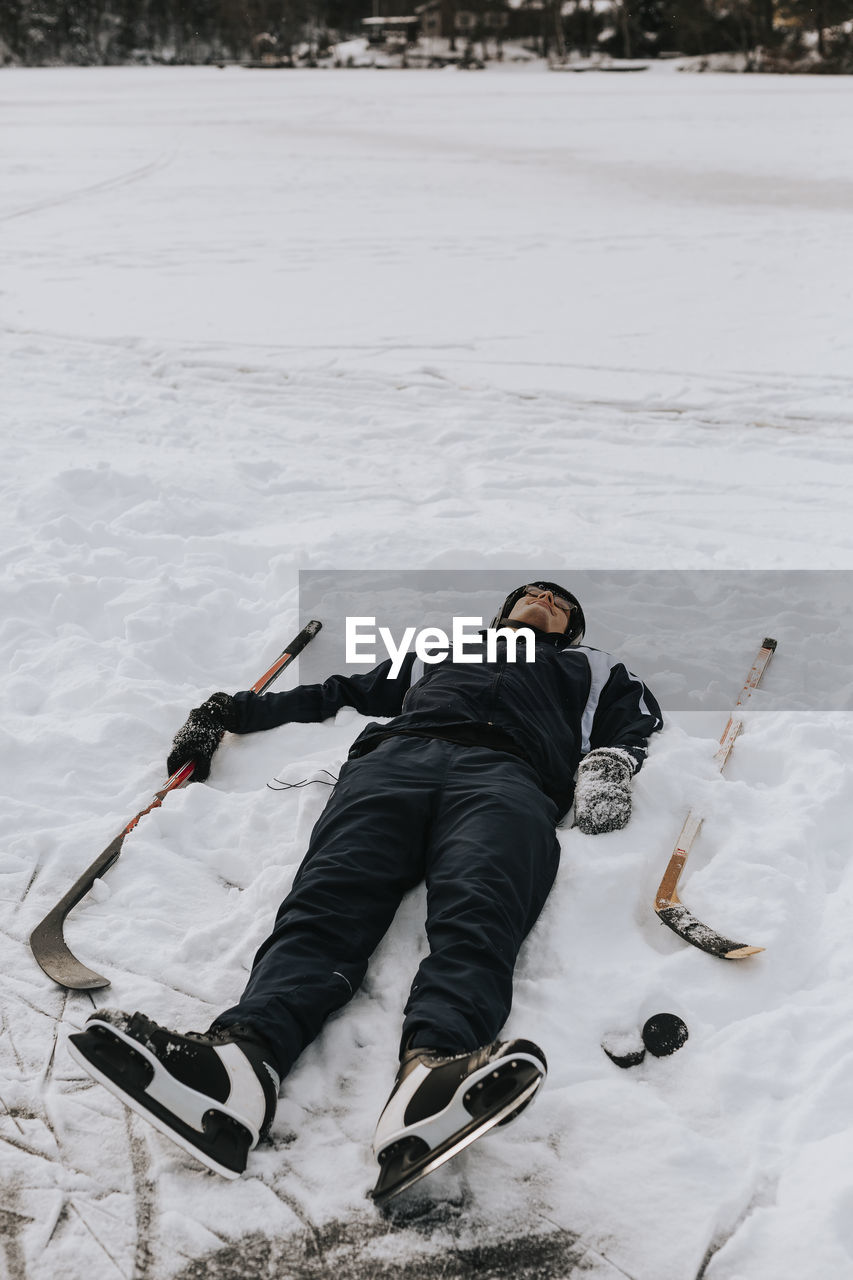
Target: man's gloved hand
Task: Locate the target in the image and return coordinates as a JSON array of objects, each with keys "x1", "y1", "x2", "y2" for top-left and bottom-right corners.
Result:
[
  {"x1": 166, "y1": 692, "x2": 238, "y2": 782},
  {"x1": 574, "y1": 747, "x2": 637, "y2": 835}
]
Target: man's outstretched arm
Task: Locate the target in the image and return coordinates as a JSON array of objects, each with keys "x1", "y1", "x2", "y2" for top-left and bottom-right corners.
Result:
[
  {"x1": 230, "y1": 655, "x2": 414, "y2": 731},
  {"x1": 167, "y1": 655, "x2": 416, "y2": 780}
]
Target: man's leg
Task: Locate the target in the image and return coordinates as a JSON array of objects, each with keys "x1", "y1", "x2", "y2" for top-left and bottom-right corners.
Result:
[
  {"x1": 68, "y1": 736, "x2": 449, "y2": 1181},
  {"x1": 402, "y1": 746, "x2": 560, "y2": 1054},
  {"x1": 213, "y1": 737, "x2": 447, "y2": 1077},
  {"x1": 372, "y1": 748, "x2": 557, "y2": 1204}
]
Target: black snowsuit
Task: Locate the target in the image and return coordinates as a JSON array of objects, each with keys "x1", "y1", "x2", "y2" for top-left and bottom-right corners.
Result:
[{"x1": 213, "y1": 628, "x2": 662, "y2": 1077}]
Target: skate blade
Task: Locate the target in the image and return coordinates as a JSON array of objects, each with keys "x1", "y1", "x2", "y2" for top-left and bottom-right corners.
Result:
[
  {"x1": 371, "y1": 1070, "x2": 544, "y2": 1206},
  {"x1": 67, "y1": 1029, "x2": 248, "y2": 1180}
]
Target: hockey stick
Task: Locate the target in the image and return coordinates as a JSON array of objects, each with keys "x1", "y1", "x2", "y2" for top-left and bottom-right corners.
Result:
[
  {"x1": 654, "y1": 637, "x2": 777, "y2": 960},
  {"x1": 30, "y1": 619, "x2": 322, "y2": 991}
]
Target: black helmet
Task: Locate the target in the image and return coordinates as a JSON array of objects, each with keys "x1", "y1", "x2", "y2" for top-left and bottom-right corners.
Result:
[{"x1": 491, "y1": 581, "x2": 586, "y2": 646}]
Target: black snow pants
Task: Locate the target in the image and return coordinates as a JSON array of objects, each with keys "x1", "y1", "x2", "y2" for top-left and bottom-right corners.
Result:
[{"x1": 213, "y1": 736, "x2": 561, "y2": 1078}]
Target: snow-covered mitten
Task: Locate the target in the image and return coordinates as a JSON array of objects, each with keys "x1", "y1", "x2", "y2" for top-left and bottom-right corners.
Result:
[
  {"x1": 166, "y1": 692, "x2": 238, "y2": 781},
  {"x1": 574, "y1": 747, "x2": 637, "y2": 834}
]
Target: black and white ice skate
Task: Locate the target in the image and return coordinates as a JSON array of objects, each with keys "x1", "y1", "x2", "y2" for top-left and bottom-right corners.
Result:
[
  {"x1": 67, "y1": 1010, "x2": 279, "y2": 1179},
  {"x1": 370, "y1": 1038, "x2": 546, "y2": 1206}
]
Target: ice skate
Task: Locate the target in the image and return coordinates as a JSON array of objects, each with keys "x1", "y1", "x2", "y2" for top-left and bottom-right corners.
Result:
[
  {"x1": 67, "y1": 1009, "x2": 279, "y2": 1178},
  {"x1": 371, "y1": 1038, "x2": 546, "y2": 1205}
]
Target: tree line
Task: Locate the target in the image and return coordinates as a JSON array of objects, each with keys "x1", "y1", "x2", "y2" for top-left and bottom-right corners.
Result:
[
  {"x1": 603, "y1": 1, "x2": 853, "y2": 66},
  {"x1": 2, "y1": 0, "x2": 852, "y2": 67}
]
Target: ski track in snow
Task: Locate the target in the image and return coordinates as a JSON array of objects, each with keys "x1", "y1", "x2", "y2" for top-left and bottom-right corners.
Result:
[
  {"x1": 2, "y1": 65, "x2": 853, "y2": 1280},
  {"x1": 0, "y1": 152, "x2": 176, "y2": 226}
]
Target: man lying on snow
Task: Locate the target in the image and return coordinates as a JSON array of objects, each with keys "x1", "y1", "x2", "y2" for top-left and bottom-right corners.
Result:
[{"x1": 69, "y1": 583, "x2": 663, "y2": 1204}]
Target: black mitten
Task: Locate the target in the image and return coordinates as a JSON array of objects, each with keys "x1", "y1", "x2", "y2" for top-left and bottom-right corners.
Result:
[
  {"x1": 166, "y1": 692, "x2": 238, "y2": 782},
  {"x1": 574, "y1": 747, "x2": 637, "y2": 835}
]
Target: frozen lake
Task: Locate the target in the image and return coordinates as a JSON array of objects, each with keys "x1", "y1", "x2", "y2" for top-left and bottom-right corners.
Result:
[{"x1": 3, "y1": 64, "x2": 853, "y2": 401}]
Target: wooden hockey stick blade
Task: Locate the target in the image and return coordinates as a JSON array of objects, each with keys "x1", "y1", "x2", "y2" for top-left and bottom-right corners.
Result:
[
  {"x1": 29, "y1": 763, "x2": 195, "y2": 990},
  {"x1": 29, "y1": 835, "x2": 124, "y2": 989},
  {"x1": 654, "y1": 820, "x2": 765, "y2": 961},
  {"x1": 656, "y1": 904, "x2": 764, "y2": 960},
  {"x1": 29, "y1": 620, "x2": 323, "y2": 990}
]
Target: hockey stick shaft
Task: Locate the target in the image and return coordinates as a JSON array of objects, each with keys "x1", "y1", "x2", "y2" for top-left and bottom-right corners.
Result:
[
  {"x1": 654, "y1": 637, "x2": 776, "y2": 960},
  {"x1": 30, "y1": 619, "x2": 322, "y2": 989}
]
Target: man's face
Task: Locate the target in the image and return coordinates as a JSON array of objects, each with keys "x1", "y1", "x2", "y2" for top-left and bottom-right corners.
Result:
[{"x1": 507, "y1": 587, "x2": 570, "y2": 635}]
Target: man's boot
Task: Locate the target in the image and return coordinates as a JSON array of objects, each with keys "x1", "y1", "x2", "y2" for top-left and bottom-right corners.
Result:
[
  {"x1": 68, "y1": 1009, "x2": 279, "y2": 1178},
  {"x1": 371, "y1": 1038, "x2": 546, "y2": 1205}
]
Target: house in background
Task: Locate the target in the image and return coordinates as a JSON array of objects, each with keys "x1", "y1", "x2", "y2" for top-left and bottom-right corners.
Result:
[
  {"x1": 361, "y1": 0, "x2": 557, "y2": 56},
  {"x1": 415, "y1": 0, "x2": 513, "y2": 43},
  {"x1": 361, "y1": 14, "x2": 421, "y2": 45}
]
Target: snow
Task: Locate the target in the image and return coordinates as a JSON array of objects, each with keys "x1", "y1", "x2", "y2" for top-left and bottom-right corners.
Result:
[{"x1": 2, "y1": 61, "x2": 853, "y2": 1279}]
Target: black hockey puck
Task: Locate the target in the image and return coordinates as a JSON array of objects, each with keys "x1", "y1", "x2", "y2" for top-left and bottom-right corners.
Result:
[
  {"x1": 641, "y1": 1013, "x2": 688, "y2": 1058},
  {"x1": 601, "y1": 1031, "x2": 646, "y2": 1069}
]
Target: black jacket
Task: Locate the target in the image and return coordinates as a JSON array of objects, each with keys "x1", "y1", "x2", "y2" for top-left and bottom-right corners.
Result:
[{"x1": 231, "y1": 628, "x2": 662, "y2": 819}]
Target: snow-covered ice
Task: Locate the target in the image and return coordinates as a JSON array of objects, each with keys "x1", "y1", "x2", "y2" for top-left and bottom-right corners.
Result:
[{"x1": 2, "y1": 63, "x2": 853, "y2": 1279}]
